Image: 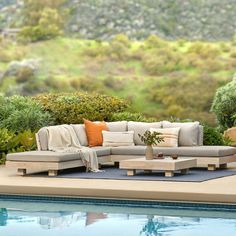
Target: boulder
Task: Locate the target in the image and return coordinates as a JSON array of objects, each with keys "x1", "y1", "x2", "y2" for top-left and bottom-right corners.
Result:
[{"x1": 224, "y1": 127, "x2": 236, "y2": 146}]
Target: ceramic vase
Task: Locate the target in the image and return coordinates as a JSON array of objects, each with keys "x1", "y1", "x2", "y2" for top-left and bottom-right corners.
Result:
[{"x1": 145, "y1": 145, "x2": 154, "y2": 160}]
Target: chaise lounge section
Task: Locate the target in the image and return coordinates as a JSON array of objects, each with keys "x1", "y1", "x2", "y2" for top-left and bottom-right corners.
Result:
[{"x1": 6, "y1": 121, "x2": 236, "y2": 176}]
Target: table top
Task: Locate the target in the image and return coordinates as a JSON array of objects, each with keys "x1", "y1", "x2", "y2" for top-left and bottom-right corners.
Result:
[{"x1": 120, "y1": 157, "x2": 197, "y2": 171}]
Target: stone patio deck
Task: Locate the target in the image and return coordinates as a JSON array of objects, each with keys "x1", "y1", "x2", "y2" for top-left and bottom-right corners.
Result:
[{"x1": 1, "y1": 164, "x2": 236, "y2": 204}]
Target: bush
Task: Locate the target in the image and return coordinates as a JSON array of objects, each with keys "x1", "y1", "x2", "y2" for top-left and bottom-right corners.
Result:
[
  {"x1": 19, "y1": 4, "x2": 64, "y2": 42},
  {"x1": 15, "y1": 67, "x2": 35, "y2": 83},
  {"x1": 112, "y1": 34, "x2": 130, "y2": 48},
  {"x1": 203, "y1": 125, "x2": 227, "y2": 145},
  {"x1": 142, "y1": 48, "x2": 182, "y2": 75},
  {"x1": 109, "y1": 112, "x2": 156, "y2": 122},
  {"x1": 34, "y1": 92, "x2": 128, "y2": 124},
  {"x1": 144, "y1": 35, "x2": 168, "y2": 49},
  {"x1": 83, "y1": 34, "x2": 130, "y2": 60},
  {"x1": 0, "y1": 129, "x2": 37, "y2": 164},
  {"x1": 11, "y1": 130, "x2": 37, "y2": 152},
  {"x1": 0, "y1": 96, "x2": 53, "y2": 133},
  {"x1": 103, "y1": 76, "x2": 126, "y2": 91},
  {"x1": 211, "y1": 79, "x2": 236, "y2": 130},
  {"x1": 0, "y1": 129, "x2": 15, "y2": 152},
  {"x1": 188, "y1": 42, "x2": 220, "y2": 59},
  {"x1": 0, "y1": 128, "x2": 15, "y2": 164},
  {"x1": 0, "y1": 50, "x2": 12, "y2": 63}
]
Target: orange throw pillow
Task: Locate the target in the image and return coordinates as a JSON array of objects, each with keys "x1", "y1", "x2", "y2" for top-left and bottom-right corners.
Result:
[{"x1": 83, "y1": 119, "x2": 108, "y2": 147}]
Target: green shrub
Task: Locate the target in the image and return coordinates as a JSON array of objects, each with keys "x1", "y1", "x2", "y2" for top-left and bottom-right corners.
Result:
[
  {"x1": 15, "y1": 67, "x2": 35, "y2": 83},
  {"x1": 83, "y1": 34, "x2": 130, "y2": 60},
  {"x1": 112, "y1": 34, "x2": 130, "y2": 48},
  {"x1": 144, "y1": 35, "x2": 168, "y2": 49},
  {"x1": 0, "y1": 50, "x2": 12, "y2": 63},
  {"x1": 0, "y1": 129, "x2": 15, "y2": 152},
  {"x1": 0, "y1": 129, "x2": 37, "y2": 164},
  {"x1": 19, "y1": 3, "x2": 64, "y2": 42},
  {"x1": 35, "y1": 92, "x2": 128, "y2": 124},
  {"x1": 109, "y1": 41, "x2": 129, "y2": 60},
  {"x1": 230, "y1": 51, "x2": 236, "y2": 58},
  {"x1": 44, "y1": 77, "x2": 73, "y2": 91},
  {"x1": 142, "y1": 48, "x2": 182, "y2": 75},
  {"x1": 12, "y1": 130, "x2": 37, "y2": 152},
  {"x1": 211, "y1": 79, "x2": 236, "y2": 130},
  {"x1": 203, "y1": 125, "x2": 227, "y2": 145},
  {"x1": 83, "y1": 43, "x2": 111, "y2": 58},
  {"x1": 78, "y1": 77, "x2": 105, "y2": 92},
  {"x1": 103, "y1": 76, "x2": 126, "y2": 91},
  {"x1": 0, "y1": 96, "x2": 53, "y2": 133},
  {"x1": 109, "y1": 112, "x2": 156, "y2": 122},
  {"x1": 188, "y1": 42, "x2": 220, "y2": 59}
]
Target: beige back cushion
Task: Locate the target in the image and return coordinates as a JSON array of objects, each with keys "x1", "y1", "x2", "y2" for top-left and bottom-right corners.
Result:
[
  {"x1": 128, "y1": 121, "x2": 162, "y2": 145},
  {"x1": 198, "y1": 125, "x2": 203, "y2": 146},
  {"x1": 71, "y1": 124, "x2": 88, "y2": 146},
  {"x1": 102, "y1": 131, "x2": 134, "y2": 147},
  {"x1": 150, "y1": 127, "x2": 180, "y2": 147},
  {"x1": 37, "y1": 121, "x2": 128, "y2": 149},
  {"x1": 162, "y1": 121, "x2": 200, "y2": 146},
  {"x1": 36, "y1": 127, "x2": 49, "y2": 151},
  {"x1": 106, "y1": 121, "x2": 128, "y2": 132}
]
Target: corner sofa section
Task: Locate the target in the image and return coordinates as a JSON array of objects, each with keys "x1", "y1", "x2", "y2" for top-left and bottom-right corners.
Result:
[{"x1": 6, "y1": 121, "x2": 236, "y2": 176}]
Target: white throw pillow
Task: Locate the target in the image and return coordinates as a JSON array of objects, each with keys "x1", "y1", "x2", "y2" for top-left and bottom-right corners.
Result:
[
  {"x1": 150, "y1": 127, "x2": 180, "y2": 147},
  {"x1": 102, "y1": 131, "x2": 135, "y2": 147}
]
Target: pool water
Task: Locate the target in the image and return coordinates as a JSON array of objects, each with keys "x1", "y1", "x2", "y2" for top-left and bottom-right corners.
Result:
[{"x1": 0, "y1": 197, "x2": 236, "y2": 236}]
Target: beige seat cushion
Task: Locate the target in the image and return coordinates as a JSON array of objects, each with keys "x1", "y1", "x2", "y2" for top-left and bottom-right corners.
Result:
[
  {"x1": 111, "y1": 146, "x2": 236, "y2": 157},
  {"x1": 7, "y1": 151, "x2": 82, "y2": 162},
  {"x1": 7, "y1": 147, "x2": 111, "y2": 162},
  {"x1": 91, "y1": 146, "x2": 111, "y2": 156}
]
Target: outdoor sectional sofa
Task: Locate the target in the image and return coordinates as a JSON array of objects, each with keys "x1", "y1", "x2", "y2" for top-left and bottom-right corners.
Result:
[{"x1": 6, "y1": 121, "x2": 236, "y2": 176}]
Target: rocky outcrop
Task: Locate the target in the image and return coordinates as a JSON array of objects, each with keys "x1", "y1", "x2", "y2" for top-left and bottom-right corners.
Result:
[
  {"x1": 1, "y1": 59, "x2": 40, "y2": 79},
  {"x1": 1, "y1": 0, "x2": 236, "y2": 41},
  {"x1": 0, "y1": 0, "x2": 19, "y2": 29},
  {"x1": 66, "y1": 0, "x2": 236, "y2": 41}
]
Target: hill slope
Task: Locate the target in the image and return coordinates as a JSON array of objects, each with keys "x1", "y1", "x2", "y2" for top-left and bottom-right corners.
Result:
[{"x1": 0, "y1": 36, "x2": 235, "y2": 125}]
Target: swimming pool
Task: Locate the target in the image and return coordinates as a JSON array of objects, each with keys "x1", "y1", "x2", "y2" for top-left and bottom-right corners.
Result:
[{"x1": 0, "y1": 195, "x2": 236, "y2": 236}]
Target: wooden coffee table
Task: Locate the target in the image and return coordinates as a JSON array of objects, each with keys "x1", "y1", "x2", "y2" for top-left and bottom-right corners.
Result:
[{"x1": 119, "y1": 157, "x2": 197, "y2": 177}]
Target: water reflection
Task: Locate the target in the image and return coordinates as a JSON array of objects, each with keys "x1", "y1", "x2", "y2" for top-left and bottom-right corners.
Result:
[{"x1": 0, "y1": 207, "x2": 199, "y2": 235}]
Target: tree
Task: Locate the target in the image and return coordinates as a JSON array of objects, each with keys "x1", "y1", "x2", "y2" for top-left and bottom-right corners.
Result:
[
  {"x1": 19, "y1": 0, "x2": 65, "y2": 42},
  {"x1": 211, "y1": 79, "x2": 236, "y2": 130}
]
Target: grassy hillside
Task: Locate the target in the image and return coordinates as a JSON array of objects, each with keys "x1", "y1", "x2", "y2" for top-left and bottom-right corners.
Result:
[{"x1": 0, "y1": 35, "x2": 236, "y2": 125}]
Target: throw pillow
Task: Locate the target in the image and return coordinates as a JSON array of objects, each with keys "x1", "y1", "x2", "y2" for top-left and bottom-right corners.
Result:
[
  {"x1": 83, "y1": 119, "x2": 108, "y2": 147},
  {"x1": 150, "y1": 127, "x2": 180, "y2": 147},
  {"x1": 102, "y1": 131, "x2": 135, "y2": 147}
]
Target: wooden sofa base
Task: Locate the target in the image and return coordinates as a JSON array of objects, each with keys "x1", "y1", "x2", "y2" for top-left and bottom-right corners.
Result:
[
  {"x1": 6, "y1": 154, "x2": 236, "y2": 176},
  {"x1": 111, "y1": 154, "x2": 236, "y2": 171},
  {"x1": 6, "y1": 155, "x2": 111, "y2": 176}
]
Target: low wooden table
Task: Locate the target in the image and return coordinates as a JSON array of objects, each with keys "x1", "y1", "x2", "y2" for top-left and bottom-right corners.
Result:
[{"x1": 119, "y1": 157, "x2": 197, "y2": 177}]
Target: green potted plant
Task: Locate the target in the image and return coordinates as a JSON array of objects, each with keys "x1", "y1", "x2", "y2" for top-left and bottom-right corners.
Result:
[{"x1": 138, "y1": 131, "x2": 164, "y2": 160}]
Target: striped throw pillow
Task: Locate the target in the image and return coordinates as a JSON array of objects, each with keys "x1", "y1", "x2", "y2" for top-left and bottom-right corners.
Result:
[
  {"x1": 102, "y1": 131, "x2": 135, "y2": 147},
  {"x1": 150, "y1": 127, "x2": 180, "y2": 147}
]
